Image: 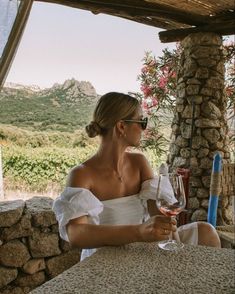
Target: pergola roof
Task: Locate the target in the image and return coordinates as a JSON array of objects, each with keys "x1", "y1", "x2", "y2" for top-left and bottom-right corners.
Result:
[
  {"x1": 1, "y1": 0, "x2": 234, "y2": 87},
  {"x1": 38, "y1": 0, "x2": 235, "y2": 42}
]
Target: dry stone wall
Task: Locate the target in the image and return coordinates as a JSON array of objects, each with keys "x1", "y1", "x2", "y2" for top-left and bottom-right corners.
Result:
[
  {"x1": 0, "y1": 197, "x2": 81, "y2": 293},
  {"x1": 168, "y1": 32, "x2": 232, "y2": 224}
]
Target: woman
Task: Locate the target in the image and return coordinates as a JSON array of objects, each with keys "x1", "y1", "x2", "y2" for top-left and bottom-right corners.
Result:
[{"x1": 53, "y1": 92, "x2": 220, "y2": 260}]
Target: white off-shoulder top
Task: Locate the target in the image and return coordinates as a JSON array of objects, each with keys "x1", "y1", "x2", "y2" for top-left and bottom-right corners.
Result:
[{"x1": 52, "y1": 178, "x2": 198, "y2": 260}]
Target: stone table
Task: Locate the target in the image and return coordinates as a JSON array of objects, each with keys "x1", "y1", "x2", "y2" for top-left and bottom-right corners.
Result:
[{"x1": 31, "y1": 243, "x2": 235, "y2": 294}]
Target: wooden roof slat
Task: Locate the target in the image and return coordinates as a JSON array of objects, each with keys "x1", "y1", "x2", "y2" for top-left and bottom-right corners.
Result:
[
  {"x1": 38, "y1": 0, "x2": 210, "y2": 26},
  {"x1": 35, "y1": 0, "x2": 235, "y2": 42},
  {"x1": 159, "y1": 19, "x2": 235, "y2": 43},
  {"x1": 145, "y1": 0, "x2": 235, "y2": 16}
]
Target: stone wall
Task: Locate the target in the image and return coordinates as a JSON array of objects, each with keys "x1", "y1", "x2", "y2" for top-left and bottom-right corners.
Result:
[
  {"x1": 0, "y1": 197, "x2": 81, "y2": 293},
  {"x1": 168, "y1": 32, "x2": 232, "y2": 224}
]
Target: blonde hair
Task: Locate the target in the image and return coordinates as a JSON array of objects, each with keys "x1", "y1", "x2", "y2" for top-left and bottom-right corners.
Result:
[{"x1": 86, "y1": 92, "x2": 139, "y2": 138}]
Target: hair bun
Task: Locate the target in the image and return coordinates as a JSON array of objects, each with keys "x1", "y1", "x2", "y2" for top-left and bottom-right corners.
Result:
[{"x1": 85, "y1": 121, "x2": 102, "y2": 138}]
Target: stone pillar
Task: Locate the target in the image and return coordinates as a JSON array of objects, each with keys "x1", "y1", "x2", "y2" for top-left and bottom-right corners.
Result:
[{"x1": 168, "y1": 32, "x2": 231, "y2": 223}]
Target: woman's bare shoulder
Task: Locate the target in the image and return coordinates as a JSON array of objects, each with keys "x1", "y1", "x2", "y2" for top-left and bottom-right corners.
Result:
[
  {"x1": 66, "y1": 163, "x2": 92, "y2": 189},
  {"x1": 126, "y1": 151, "x2": 154, "y2": 180},
  {"x1": 126, "y1": 151, "x2": 148, "y2": 165}
]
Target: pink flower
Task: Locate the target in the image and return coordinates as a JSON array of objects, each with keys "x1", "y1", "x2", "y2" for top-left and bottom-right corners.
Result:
[
  {"x1": 158, "y1": 76, "x2": 167, "y2": 89},
  {"x1": 170, "y1": 71, "x2": 177, "y2": 78},
  {"x1": 142, "y1": 100, "x2": 149, "y2": 110},
  {"x1": 140, "y1": 84, "x2": 152, "y2": 97},
  {"x1": 141, "y1": 66, "x2": 148, "y2": 74},
  {"x1": 151, "y1": 97, "x2": 158, "y2": 107}
]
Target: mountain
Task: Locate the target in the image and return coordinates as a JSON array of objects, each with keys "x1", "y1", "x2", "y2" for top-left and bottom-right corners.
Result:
[{"x1": 0, "y1": 79, "x2": 99, "y2": 132}]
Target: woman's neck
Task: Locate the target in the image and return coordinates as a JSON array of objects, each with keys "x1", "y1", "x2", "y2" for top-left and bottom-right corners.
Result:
[{"x1": 96, "y1": 137, "x2": 127, "y2": 174}]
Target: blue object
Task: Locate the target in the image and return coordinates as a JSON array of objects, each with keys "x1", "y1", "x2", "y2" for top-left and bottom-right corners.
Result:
[{"x1": 207, "y1": 153, "x2": 222, "y2": 227}]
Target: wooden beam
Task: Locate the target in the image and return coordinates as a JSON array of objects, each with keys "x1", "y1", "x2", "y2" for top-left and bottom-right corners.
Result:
[
  {"x1": 159, "y1": 20, "x2": 235, "y2": 43},
  {"x1": 120, "y1": 15, "x2": 187, "y2": 30},
  {"x1": 37, "y1": 0, "x2": 209, "y2": 27},
  {"x1": 0, "y1": 0, "x2": 33, "y2": 88}
]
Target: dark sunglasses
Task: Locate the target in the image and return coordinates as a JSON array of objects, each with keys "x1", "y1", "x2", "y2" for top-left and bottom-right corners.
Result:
[{"x1": 123, "y1": 117, "x2": 148, "y2": 130}]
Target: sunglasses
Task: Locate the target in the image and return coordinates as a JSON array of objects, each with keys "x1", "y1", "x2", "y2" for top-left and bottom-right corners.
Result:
[{"x1": 123, "y1": 117, "x2": 148, "y2": 130}]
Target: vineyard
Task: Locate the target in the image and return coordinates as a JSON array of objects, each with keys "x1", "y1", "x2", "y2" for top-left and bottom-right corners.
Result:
[{"x1": 2, "y1": 145, "x2": 97, "y2": 193}]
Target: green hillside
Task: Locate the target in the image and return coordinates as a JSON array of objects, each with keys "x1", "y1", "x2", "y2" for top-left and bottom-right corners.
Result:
[{"x1": 0, "y1": 79, "x2": 99, "y2": 132}]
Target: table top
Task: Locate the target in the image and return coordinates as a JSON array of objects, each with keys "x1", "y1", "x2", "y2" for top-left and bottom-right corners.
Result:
[{"x1": 31, "y1": 243, "x2": 235, "y2": 294}]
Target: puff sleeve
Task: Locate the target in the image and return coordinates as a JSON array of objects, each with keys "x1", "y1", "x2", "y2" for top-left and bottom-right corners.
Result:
[
  {"x1": 139, "y1": 177, "x2": 176, "y2": 203},
  {"x1": 52, "y1": 187, "x2": 104, "y2": 242}
]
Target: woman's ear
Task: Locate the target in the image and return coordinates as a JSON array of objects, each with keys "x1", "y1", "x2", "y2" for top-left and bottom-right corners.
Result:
[{"x1": 115, "y1": 121, "x2": 126, "y2": 137}]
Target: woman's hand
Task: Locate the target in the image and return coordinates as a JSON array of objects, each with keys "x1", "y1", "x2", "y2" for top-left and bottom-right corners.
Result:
[{"x1": 138, "y1": 215, "x2": 177, "y2": 242}]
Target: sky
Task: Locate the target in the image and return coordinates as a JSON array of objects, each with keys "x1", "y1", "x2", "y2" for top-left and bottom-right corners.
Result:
[{"x1": 5, "y1": 2, "x2": 176, "y2": 95}]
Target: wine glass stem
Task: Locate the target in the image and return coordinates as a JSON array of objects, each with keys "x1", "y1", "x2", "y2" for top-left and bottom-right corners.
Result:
[{"x1": 169, "y1": 232, "x2": 173, "y2": 242}]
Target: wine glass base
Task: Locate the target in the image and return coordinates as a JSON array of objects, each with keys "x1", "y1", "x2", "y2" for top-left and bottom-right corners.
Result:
[{"x1": 158, "y1": 240, "x2": 184, "y2": 251}]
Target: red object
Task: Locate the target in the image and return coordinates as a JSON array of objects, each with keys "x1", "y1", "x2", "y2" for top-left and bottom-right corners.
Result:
[{"x1": 176, "y1": 168, "x2": 190, "y2": 226}]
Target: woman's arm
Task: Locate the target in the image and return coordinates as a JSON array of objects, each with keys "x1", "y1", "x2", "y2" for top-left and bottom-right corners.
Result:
[
  {"x1": 67, "y1": 215, "x2": 176, "y2": 248},
  {"x1": 135, "y1": 153, "x2": 162, "y2": 217}
]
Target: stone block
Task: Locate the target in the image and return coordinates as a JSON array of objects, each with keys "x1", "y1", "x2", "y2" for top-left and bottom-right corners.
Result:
[
  {"x1": 192, "y1": 136, "x2": 209, "y2": 149},
  {"x1": 14, "y1": 271, "x2": 45, "y2": 288},
  {"x1": 200, "y1": 157, "x2": 213, "y2": 169},
  {"x1": 172, "y1": 157, "x2": 188, "y2": 168},
  {"x1": 195, "y1": 118, "x2": 220, "y2": 128},
  {"x1": 216, "y1": 61, "x2": 225, "y2": 75},
  {"x1": 0, "y1": 200, "x2": 25, "y2": 227},
  {"x1": 186, "y1": 78, "x2": 201, "y2": 85},
  {"x1": 180, "y1": 148, "x2": 191, "y2": 159},
  {"x1": 0, "y1": 267, "x2": 18, "y2": 288},
  {"x1": 22, "y1": 259, "x2": 45, "y2": 275},
  {"x1": 59, "y1": 239, "x2": 71, "y2": 252},
  {"x1": 197, "y1": 188, "x2": 209, "y2": 199},
  {"x1": 201, "y1": 199, "x2": 209, "y2": 208},
  {"x1": 0, "y1": 240, "x2": 30, "y2": 267},
  {"x1": 189, "y1": 177, "x2": 202, "y2": 187},
  {"x1": 182, "y1": 32, "x2": 222, "y2": 47},
  {"x1": 197, "y1": 58, "x2": 217, "y2": 67},
  {"x1": 177, "y1": 88, "x2": 186, "y2": 98},
  {"x1": 190, "y1": 167, "x2": 202, "y2": 176},
  {"x1": 46, "y1": 249, "x2": 81, "y2": 278},
  {"x1": 186, "y1": 84, "x2": 200, "y2": 95},
  {"x1": 182, "y1": 105, "x2": 200, "y2": 119},
  {"x1": 28, "y1": 230, "x2": 61, "y2": 258},
  {"x1": 0, "y1": 214, "x2": 33, "y2": 241},
  {"x1": 176, "y1": 104, "x2": 184, "y2": 113},
  {"x1": 190, "y1": 157, "x2": 198, "y2": 167},
  {"x1": 191, "y1": 208, "x2": 208, "y2": 221},
  {"x1": 183, "y1": 60, "x2": 197, "y2": 77},
  {"x1": 26, "y1": 197, "x2": 57, "y2": 227},
  {"x1": 202, "y1": 129, "x2": 220, "y2": 144},
  {"x1": 192, "y1": 46, "x2": 220, "y2": 59},
  {"x1": 197, "y1": 148, "x2": 209, "y2": 158},
  {"x1": 195, "y1": 67, "x2": 209, "y2": 79},
  {"x1": 201, "y1": 101, "x2": 221, "y2": 119},
  {"x1": 0, "y1": 286, "x2": 24, "y2": 294},
  {"x1": 206, "y1": 77, "x2": 224, "y2": 89},
  {"x1": 51, "y1": 224, "x2": 59, "y2": 233},
  {"x1": 175, "y1": 136, "x2": 188, "y2": 147},
  {"x1": 201, "y1": 176, "x2": 211, "y2": 188},
  {"x1": 188, "y1": 198, "x2": 200, "y2": 209},
  {"x1": 180, "y1": 122, "x2": 191, "y2": 139},
  {"x1": 186, "y1": 95, "x2": 203, "y2": 104},
  {"x1": 200, "y1": 87, "x2": 213, "y2": 96}
]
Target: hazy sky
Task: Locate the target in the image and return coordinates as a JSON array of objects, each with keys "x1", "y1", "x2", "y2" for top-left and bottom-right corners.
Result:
[{"x1": 5, "y1": 2, "x2": 176, "y2": 95}]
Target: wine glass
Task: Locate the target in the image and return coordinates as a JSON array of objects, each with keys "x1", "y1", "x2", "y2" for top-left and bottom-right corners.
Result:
[{"x1": 156, "y1": 173, "x2": 186, "y2": 251}]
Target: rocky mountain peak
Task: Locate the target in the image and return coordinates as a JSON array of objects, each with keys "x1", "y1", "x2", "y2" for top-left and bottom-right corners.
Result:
[{"x1": 52, "y1": 78, "x2": 97, "y2": 97}]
